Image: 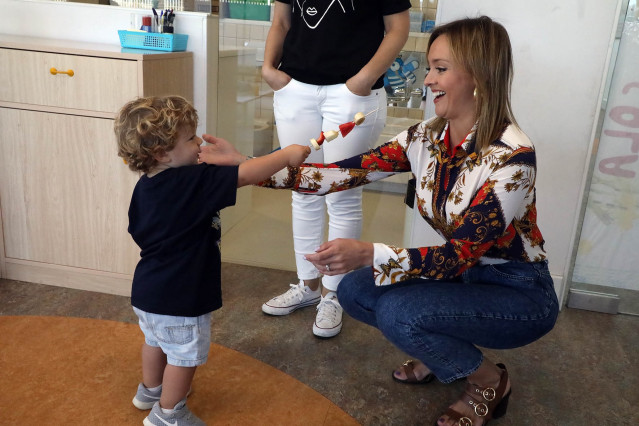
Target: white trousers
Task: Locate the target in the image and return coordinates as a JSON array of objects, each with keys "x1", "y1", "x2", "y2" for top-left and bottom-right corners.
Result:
[{"x1": 274, "y1": 79, "x2": 387, "y2": 291}]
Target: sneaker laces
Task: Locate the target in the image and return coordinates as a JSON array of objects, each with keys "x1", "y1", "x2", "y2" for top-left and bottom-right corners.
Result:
[
  {"x1": 272, "y1": 282, "x2": 306, "y2": 304},
  {"x1": 316, "y1": 293, "x2": 341, "y2": 325}
]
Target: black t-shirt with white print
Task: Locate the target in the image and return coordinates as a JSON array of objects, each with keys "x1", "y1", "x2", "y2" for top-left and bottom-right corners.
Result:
[{"x1": 277, "y1": 0, "x2": 411, "y2": 89}]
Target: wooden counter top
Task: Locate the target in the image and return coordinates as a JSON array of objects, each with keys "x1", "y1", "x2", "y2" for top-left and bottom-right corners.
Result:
[{"x1": 0, "y1": 33, "x2": 192, "y2": 61}]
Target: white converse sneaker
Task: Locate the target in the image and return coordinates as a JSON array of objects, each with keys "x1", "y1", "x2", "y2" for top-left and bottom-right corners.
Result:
[
  {"x1": 262, "y1": 281, "x2": 321, "y2": 315},
  {"x1": 313, "y1": 292, "x2": 343, "y2": 338}
]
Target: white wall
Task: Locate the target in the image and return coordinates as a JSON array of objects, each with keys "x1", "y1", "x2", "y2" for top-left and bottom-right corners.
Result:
[
  {"x1": 2, "y1": 0, "x2": 218, "y2": 136},
  {"x1": 410, "y1": 0, "x2": 623, "y2": 302}
]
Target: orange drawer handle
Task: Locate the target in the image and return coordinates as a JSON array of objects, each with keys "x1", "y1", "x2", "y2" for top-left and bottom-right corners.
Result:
[{"x1": 50, "y1": 67, "x2": 74, "y2": 77}]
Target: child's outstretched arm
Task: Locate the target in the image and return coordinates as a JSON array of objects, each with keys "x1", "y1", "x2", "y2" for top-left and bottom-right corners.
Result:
[
  {"x1": 198, "y1": 134, "x2": 310, "y2": 187},
  {"x1": 238, "y1": 145, "x2": 310, "y2": 187}
]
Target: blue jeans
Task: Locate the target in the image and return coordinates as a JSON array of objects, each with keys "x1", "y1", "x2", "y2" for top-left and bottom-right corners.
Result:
[{"x1": 337, "y1": 261, "x2": 559, "y2": 383}]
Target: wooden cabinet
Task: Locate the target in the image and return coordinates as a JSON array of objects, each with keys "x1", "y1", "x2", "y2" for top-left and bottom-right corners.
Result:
[
  {"x1": 0, "y1": 49, "x2": 138, "y2": 112},
  {"x1": 0, "y1": 35, "x2": 193, "y2": 296}
]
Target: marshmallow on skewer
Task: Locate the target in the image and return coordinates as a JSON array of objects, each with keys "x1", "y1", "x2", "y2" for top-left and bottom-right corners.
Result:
[
  {"x1": 310, "y1": 132, "x2": 325, "y2": 150},
  {"x1": 324, "y1": 130, "x2": 339, "y2": 141},
  {"x1": 310, "y1": 130, "x2": 340, "y2": 150}
]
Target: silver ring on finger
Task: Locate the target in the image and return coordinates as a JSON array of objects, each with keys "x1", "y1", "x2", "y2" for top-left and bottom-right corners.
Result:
[{"x1": 326, "y1": 264, "x2": 331, "y2": 272}]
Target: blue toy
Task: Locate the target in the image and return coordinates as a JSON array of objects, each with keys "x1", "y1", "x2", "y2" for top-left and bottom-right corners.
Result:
[{"x1": 384, "y1": 56, "x2": 420, "y2": 93}]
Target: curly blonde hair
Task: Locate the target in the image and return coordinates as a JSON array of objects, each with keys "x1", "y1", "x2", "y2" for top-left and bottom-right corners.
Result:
[{"x1": 114, "y1": 96, "x2": 198, "y2": 173}]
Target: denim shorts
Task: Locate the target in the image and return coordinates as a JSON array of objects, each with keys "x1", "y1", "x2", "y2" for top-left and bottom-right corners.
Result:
[{"x1": 133, "y1": 307, "x2": 211, "y2": 367}]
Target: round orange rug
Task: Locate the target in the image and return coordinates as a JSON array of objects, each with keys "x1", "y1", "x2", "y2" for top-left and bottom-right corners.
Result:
[{"x1": 0, "y1": 316, "x2": 357, "y2": 425}]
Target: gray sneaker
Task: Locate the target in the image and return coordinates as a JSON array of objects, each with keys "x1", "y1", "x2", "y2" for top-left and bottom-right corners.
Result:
[
  {"x1": 262, "y1": 281, "x2": 321, "y2": 315},
  {"x1": 133, "y1": 383, "x2": 193, "y2": 410},
  {"x1": 312, "y1": 292, "x2": 343, "y2": 338},
  {"x1": 132, "y1": 383, "x2": 161, "y2": 410},
  {"x1": 143, "y1": 399, "x2": 205, "y2": 426}
]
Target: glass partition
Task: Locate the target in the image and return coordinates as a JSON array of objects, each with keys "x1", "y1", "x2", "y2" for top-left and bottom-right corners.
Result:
[
  {"x1": 568, "y1": 0, "x2": 639, "y2": 315},
  {"x1": 216, "y1": 1, "x2": 437, "y2": 271}
]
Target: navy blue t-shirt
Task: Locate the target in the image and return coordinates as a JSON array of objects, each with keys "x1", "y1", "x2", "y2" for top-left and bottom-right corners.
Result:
[{"x1": 128, "y1": 163, "x2": 238, "y2": 317}]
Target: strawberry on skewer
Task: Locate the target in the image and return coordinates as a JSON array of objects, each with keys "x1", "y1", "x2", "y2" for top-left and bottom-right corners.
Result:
[
  {"x1": 338, "y1": 112, "x2": 367, "y2": 137},
  {"x1": 338, "y1": 121, "x2": 356, "y2": 138}
]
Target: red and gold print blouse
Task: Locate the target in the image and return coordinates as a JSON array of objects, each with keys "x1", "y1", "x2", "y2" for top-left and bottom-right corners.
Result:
[{"x1": 261, "y1": 118, "x2": 547, "y2": 286}]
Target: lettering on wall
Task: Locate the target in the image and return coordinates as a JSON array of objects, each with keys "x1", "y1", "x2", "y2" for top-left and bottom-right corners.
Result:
[
  {"x1": 572, "y1": 20, "x2": 639, "y2": 291},
  {"x1": 600, "y1": 83, "x2": 639, "y2": 178}
]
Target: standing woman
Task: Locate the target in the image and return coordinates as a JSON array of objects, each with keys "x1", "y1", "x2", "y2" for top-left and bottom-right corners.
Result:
[{"x1": 260, "y1": 0, "x2": 411, "y2": 338}]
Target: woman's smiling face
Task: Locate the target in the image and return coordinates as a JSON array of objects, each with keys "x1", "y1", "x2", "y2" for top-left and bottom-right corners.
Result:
[{"x1": 424, "y1": 35, "x2": 476, "y2": 124}]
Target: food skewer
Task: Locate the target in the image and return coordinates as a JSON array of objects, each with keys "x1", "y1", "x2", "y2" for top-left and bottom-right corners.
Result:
[{"x1": 310, "y1": 109, "x2": 378, "y2": 150}]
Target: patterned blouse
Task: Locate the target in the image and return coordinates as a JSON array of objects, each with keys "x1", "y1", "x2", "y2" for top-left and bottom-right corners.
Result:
[{"x1": 261, "y1": 118, "x2": 547, "y2": 286}]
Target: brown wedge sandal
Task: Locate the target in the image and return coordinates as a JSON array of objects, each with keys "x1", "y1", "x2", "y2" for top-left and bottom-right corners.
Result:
[
  {"x1": 392, "y1": 360, "x2": 435, "y2": 385},
  {"x1": 435, "y1": 363, "x2": 511, "y2": 426}
]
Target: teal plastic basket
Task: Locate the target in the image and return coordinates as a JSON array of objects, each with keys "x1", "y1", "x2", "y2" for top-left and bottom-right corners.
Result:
[
  {"x1": 228, "y1": 1, "x2": 271, "y2": 21},
  {"x1": 118, "y1": 30, "x2": 189, "y2": 52}
]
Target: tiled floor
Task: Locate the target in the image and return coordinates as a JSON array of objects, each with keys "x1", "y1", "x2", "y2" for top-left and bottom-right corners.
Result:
[{"x1": 1, "y1": 266, "x2": 637, "y2": 425}]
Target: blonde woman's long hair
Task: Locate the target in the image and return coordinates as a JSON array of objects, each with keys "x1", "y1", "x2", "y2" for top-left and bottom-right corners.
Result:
[{"x1": 427, "y1": 16, "x2": 517, "y2": 154}]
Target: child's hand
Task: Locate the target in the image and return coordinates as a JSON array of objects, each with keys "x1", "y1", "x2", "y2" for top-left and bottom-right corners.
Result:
[
  {"x1": 282, "y1": 144, "x2": 311, "y2": 167},
  {"x1": 199, "y1": 134, "x2": 245, "y2": 165}
]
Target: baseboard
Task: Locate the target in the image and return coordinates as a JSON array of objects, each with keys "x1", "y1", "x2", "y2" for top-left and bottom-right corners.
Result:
[
  {"x1": 567, "y1": 288, "x2": 619, "y2": 314},
  {"x1": 4, "y1": 259, "x2": 132, "y2": 296}
]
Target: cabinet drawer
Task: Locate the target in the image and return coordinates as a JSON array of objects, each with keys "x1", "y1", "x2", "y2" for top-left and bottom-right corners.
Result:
[
  {"x1": 0, "y1": 48, "x2": 139, "y2": 113},
  {"x1": 0, "y1": 107, "x2": 140, "y2": 274}
]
